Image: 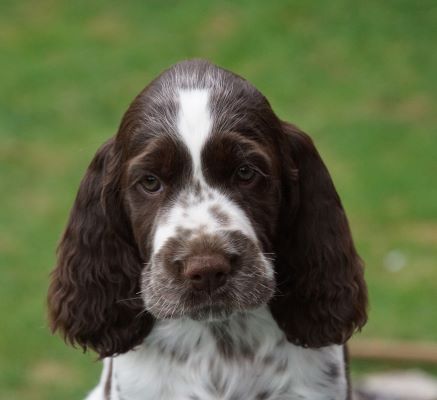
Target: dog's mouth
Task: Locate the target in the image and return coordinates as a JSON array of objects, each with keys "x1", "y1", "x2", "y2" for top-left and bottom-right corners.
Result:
[
  {"x1": 141, "y1": 231, "x2": 276, "y2": 321},
  {"x1": 142, "y1": 280, "x2": 274, "y2": 321}
]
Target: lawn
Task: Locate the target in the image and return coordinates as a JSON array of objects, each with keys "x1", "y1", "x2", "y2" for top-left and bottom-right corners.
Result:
[{"x1": 0, "y1": 1, "x2": 436, "y2": 398}]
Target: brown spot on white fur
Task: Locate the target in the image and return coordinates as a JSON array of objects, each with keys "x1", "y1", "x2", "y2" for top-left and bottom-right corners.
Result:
[{"x1": 209, "y1": 204, "x2": 230, "y2": 225}]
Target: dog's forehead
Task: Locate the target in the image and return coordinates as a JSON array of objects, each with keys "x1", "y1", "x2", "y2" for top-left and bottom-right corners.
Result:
[
  {"x1": 170, "y1": 63, "x2": 266, "y2": 155},
  {"x1": 122, "y1": 60, "x2": 273, "y2": 167}
]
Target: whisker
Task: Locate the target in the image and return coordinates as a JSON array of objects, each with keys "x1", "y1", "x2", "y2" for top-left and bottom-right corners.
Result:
[{"x1": 116, "y1": 296, "x2": 143, "y2": 303}]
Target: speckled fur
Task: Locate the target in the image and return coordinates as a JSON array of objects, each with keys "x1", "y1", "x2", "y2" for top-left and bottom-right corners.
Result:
[{"x1": 88, "y1": 308, "x2": 347, "y2": 400}]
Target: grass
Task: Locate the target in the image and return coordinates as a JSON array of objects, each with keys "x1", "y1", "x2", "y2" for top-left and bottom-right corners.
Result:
[{"x1": 0, "y1": 0, "x2": 436, "y2": 398}]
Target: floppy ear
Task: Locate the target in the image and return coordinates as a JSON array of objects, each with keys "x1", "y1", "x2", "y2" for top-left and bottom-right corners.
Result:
[
  {"x1": 47, "y1": 138, "x2": 154, "y2": 358},
  {"x1": 270, "y1": 122, "x2": 367, "y2": 347}
]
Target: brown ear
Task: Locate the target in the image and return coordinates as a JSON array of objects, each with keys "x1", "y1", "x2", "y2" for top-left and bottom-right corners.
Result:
[
  {"x1": 270, "y1": 122, "x2": 367, "y2": 347},
  {"x1": 47, "y1": 138, "x2": 153, "y2": 357}
]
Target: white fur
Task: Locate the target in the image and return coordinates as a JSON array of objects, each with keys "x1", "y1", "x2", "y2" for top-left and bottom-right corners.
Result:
[
  {"x1": 177, "y1": 88, "x2": 212, "y2": 181},
  {"x1": 86, "y1": 308, "x2": 347, "y2": 400}
]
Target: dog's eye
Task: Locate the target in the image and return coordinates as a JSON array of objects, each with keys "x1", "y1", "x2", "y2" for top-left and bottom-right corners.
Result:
[
  {"x1": 236, "y1": 165, "x2": 256, "y2": 182},
  {"x1": 141, "y1": 175, "x2": 162, "y2": 193}
]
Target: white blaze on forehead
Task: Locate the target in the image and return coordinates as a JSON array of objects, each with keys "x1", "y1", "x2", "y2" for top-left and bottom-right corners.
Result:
[{"x1": 177, "y1": 89, "x2": 212, "y2": 178}]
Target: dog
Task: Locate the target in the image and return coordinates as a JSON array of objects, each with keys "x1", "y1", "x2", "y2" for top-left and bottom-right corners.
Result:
[{"x1": 48, "y1": 59, "x2": 367, "y2": 399}]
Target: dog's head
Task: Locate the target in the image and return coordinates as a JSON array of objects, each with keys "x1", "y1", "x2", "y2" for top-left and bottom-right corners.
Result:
[{"x1": 48, "y1": 60, "x2": 367, "y2": 357}]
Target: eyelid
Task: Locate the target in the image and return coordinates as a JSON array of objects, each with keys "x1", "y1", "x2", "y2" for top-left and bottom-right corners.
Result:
[
  {"x1": 236, "y1": 149, "x2": 271, "y2": 173},
  {"x1": 239, "y1": 162, "x2": 268, "y2": 178}
]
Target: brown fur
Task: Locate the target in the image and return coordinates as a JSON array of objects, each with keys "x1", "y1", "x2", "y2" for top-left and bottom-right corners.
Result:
[
  {"x1": 269, "y1": 122, "x2": 368, "y2": 347},
  {"x1": 47, "y1": 139, "x2": 154, "y2": 357}
]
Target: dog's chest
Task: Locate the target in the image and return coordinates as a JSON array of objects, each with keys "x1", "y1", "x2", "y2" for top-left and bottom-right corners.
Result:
[{"x1": 111, "y1": 309, "x2": 347, "y2": 400}]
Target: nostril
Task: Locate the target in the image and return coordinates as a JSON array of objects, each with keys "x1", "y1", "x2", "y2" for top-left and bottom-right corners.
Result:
[
  {"x1": 215, "y1": 271, "x2": 227, "y2": 285},
  {"x1": 191, "y1": 274, "x2": 203, "y2": 282},
  {"x1": 229, "y1": 254, "x2": 239, "y2": 265}
]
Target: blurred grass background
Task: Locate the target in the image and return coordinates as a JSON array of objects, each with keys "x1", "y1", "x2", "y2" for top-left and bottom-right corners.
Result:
[{"x1": 0, "y1": 0, "x2": 436, "y2": 398}]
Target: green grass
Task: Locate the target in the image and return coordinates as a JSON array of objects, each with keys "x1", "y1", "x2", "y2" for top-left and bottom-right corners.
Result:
[{"x1": 1, "y1": 1, "x2": 436, "y2": 398}]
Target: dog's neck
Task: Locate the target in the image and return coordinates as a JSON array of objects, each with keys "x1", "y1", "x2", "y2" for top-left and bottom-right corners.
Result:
[{"x1": 97, "y1": 308, "x2": 348, "y2": 400}]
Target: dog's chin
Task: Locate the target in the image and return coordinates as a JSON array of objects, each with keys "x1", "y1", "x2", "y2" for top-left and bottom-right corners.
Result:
[
  {"x1": 187, "y1": 304, "x2": 235, "y2": 322},
  {"x1": 145, "y1": 302, "x2": 236, "y2": 322}
]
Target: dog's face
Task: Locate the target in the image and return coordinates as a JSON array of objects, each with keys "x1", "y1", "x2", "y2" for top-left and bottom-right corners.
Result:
[
  {"x1": 48, "y1": 60, "x2": 367, "y2": 357},
  {"x1": 122, "y1": 68, "x2": 283, "y2": 321}
]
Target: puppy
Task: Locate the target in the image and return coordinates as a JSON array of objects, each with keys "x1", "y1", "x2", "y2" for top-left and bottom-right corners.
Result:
[{"x1": 48, "y1": 59, "x2": 367, "y2": 400}]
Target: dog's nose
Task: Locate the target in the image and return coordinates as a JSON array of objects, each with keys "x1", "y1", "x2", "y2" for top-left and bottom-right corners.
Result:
[{"x1": 183, "y1": 254, "x2": 231, "y2": 292}]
